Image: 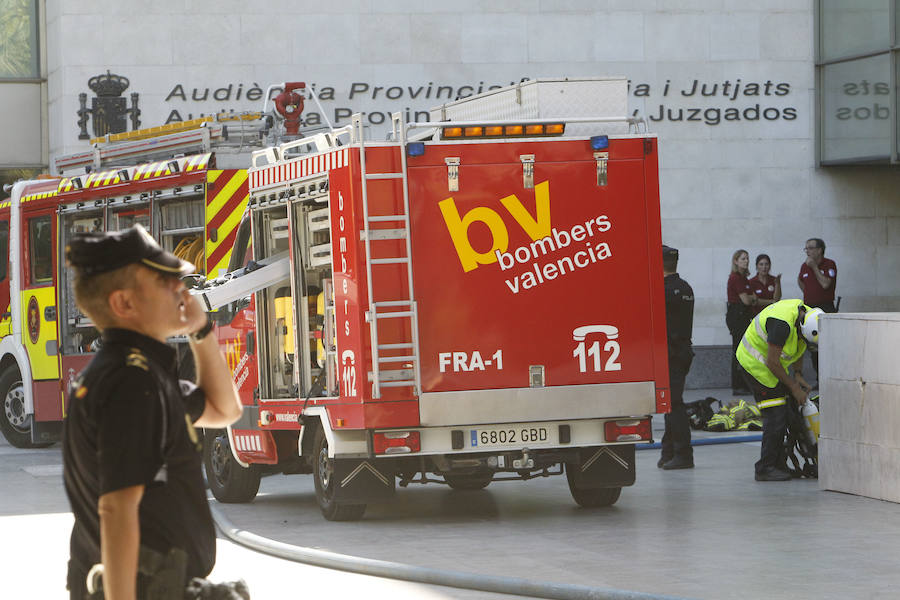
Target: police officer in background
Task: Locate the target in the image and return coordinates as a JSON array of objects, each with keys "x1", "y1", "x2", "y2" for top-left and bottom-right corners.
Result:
[
  {"x1": 62, "y1": 225, "x2": 242, "y2": 599},
  {"x1": 659, "y1": 245, "x2": 695, "y2": 470}
]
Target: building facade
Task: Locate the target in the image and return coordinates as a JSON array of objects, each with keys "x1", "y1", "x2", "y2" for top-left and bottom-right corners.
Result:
[{"x1": 2, "y1": 0, "x2": 898, "y2": 385}]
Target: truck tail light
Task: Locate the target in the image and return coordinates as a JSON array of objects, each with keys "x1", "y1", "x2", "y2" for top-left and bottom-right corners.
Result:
[
  {"x1": 373, "y1": 431, "x2": 421, "y2": 455},
  {"x1": 604, "y1": 419, "x2": 652, "y2": 442}
]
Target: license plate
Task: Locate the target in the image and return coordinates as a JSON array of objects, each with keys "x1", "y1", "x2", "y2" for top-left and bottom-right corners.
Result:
[{"x1": 469, "y1": 425, "x2": 550, "y2": 448}]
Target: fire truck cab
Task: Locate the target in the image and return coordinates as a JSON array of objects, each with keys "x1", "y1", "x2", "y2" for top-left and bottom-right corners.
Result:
[
  {"x1": 197, "y1": 78, "x2": 671, "y2": 520},
  {"x1": 0, "y1": 178, "x2": 63, "y2": 447}
]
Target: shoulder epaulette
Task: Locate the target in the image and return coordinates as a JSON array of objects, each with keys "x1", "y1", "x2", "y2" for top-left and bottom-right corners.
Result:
[{"x1": 125, "y1": 347, "x2": 149, "y2": 371}]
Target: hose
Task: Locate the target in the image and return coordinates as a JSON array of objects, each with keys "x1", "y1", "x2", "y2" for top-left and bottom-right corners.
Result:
[
  {"x1": 173, "y1": 236, "x2": 206, "y2": 274},
  {"x1": 640, "y1": 433, "x2": 762, "y2": 450},
  {"x1": 210, "y1": 505, "x2": 692, "y2": 600}
]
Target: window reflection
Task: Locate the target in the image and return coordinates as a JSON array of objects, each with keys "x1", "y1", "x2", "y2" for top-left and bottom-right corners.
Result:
[{"x1": 821, "y1": 55, "x2": 892, "y2": 162}]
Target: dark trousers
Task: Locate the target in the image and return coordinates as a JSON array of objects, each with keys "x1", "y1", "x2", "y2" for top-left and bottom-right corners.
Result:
[
  {"x1": 726, "y1": 303, "x2": 751, "y2": 390},
  {"x1": 661, "y1": 356, "x2": 693, "y2": 461},
  {"x1": 741, "y1": 366, "x2": 790, "y2": 474},
  {"x1": 756, "y1": 403, "x2": 788, "y2": 474}
]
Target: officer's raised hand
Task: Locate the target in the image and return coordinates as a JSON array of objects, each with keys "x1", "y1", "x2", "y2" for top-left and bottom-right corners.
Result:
[{"x1": 177, "y1": 285, "x2": 210, "y2": 337}]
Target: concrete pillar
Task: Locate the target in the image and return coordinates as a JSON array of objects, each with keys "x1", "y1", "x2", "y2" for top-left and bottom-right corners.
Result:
[{"x1": 819, "y1": 313, "x2": 900, "y2": 503}]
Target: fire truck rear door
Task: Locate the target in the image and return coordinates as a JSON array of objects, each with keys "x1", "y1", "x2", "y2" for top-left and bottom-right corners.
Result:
[{"x1": 408, "y1": 141, "x2": 659, "y2": 398}]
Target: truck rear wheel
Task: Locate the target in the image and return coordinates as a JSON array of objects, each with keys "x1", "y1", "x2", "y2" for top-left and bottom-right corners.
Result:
[
  {"x1": 566, "y1": 466, "x2": 621, "y2": 507},
  {"x1": 313, "y1": 428, "x2": 366, "y2": 521},
  {"x1": 444, "y1": 470, "x2": 493, "y2": 490},
  {"x1": 204, "y1": 429, "x2": 261, "y2": 503},
  {"x1": 0, "y1": 368, "x2": 51, "y2": 449}
]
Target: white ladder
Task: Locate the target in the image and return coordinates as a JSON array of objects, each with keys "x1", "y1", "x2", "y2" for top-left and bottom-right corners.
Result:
[{"x1": 352, "y1": 113, "x2": 421, "y2": 399}]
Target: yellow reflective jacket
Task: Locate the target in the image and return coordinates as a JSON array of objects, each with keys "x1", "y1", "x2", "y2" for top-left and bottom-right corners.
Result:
[{"x1": 736, "y1": 299, "x2": 807, "y2": 388}]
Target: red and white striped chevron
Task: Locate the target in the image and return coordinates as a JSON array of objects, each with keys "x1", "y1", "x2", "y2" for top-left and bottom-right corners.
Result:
[{"x1": 249, "y1": 148, "x2": 350, "y2": 191}]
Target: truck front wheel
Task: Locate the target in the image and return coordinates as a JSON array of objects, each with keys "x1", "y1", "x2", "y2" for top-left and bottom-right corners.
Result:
[
  {"x1": 204, "y1": 429, "x2": 261, "y2": 503},
  {"x1": 313, "y1": 428, "x2": 366, "y2": 521},
  {"x1": 0, "y1": 368, "x2": 51, "y2": 449}
]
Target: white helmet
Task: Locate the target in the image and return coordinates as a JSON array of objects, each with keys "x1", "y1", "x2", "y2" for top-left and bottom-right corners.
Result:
[{"x1": 800, "y1": 307, "x2": 825, "y2": 346}]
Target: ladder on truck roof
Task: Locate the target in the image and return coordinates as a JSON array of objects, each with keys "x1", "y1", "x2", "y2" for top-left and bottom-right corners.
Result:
[
  {"x1": 353, "y1": 113, "x2": 422, "y2": 400},
  {"x1": 54, "y1": 112, "x2": 269, "y2": 174}
]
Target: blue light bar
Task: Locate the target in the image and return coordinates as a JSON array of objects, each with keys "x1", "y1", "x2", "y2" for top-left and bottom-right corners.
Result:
[
  {"x1": 407, "y1": 142, "x2": 425, "y2": 157},
  {"x1": 590, "y1": 135, "x2": 609, "y2": 150}
]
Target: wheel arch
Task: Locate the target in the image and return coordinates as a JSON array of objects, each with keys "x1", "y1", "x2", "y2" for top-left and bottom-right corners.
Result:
[
  {"x1": 222, "y1": 423, "x2": 251, "y2": 468},
  {"x1": 299, "y1": 407, "x2": 368, "y2": 458},
  {"x1": 0, "y1": 338, "x2": 32, "y2": 414},
  {"x1": 301, "y1": 407, "x2": 334, "y2": 458}
]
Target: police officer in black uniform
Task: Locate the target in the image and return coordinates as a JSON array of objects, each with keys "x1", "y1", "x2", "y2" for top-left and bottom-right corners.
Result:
[
  {"x1": 659, "y1": 245, "x2": 695, "y2": 470},
  {"x1": 62, "y1": 225, "x2": 242, "y2": 599}
]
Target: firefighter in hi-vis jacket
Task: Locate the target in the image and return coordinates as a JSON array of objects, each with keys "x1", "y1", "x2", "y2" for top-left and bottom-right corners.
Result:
[{"x1": 736, "y1": 299, "x2": 823, "y2": 482}]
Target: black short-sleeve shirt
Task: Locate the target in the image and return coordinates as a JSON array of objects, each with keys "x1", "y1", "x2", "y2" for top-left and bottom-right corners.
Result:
[
  {"x1": 62, "y1": 328, "x2": 214, "y2": 582},
  {"x1": 765, "y1": 317, "x2": 791, "y2": 348}
]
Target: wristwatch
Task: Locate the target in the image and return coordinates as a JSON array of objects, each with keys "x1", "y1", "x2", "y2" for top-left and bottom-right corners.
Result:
[{"x1": 189, "y1": 316, "x2": 214, "y2": 342}]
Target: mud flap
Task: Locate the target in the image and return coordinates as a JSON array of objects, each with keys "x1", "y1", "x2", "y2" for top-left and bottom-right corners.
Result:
[
  {"x1": 567, "y1": 445, "x2": 635, "y2": 489},
  {"x1": 331, "y1": 458, "x2": 396, "y2": 503},
  {"x1": 32, "y1": 420, "x2": 63, "y2": 444}
]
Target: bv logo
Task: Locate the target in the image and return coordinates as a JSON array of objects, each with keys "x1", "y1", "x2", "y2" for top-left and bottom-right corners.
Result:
[{"x1": 439, "y1": 180, "x2": 551, "y2": 272}]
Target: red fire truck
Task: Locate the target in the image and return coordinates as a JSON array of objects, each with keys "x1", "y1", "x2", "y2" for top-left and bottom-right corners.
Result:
[{"x1": 195, "y1": 79, "x2": 671, "y2": 520}]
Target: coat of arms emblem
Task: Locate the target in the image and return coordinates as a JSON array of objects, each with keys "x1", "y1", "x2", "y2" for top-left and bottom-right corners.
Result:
[{"x1": 77, "y1": 71, "x2": 141, "y2": 140}]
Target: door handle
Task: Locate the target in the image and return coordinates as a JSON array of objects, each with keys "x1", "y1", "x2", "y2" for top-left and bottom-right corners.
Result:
[{"x1": 45, "y1": 306, "x2": 57, "y2": 321}]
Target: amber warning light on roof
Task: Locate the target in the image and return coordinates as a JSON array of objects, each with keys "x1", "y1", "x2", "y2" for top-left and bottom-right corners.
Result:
[{"x1": 442, "y1": 122, "x2": 566, "y2": 139}]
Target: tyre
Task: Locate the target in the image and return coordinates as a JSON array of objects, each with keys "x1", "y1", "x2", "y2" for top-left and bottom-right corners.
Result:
[
  {"x1": 313, "y1": 427, "x2": 366, "y2": 521},
  {"x1": 565, "y1": 465, "x2": 621, "y2": 508},
  {"x1": 444, "y1": 470, "x2": 493, "y2": 491},
  {"x1": 203, "y1": 429, "x2": 261, "y2": 503},
  {"x1": 0, "y1": 368, "x2": 51, "y2": 449}
]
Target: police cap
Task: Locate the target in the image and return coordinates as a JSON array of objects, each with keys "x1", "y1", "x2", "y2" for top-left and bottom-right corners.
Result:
[
  {"x1": 662, "y1": 245, "x2": 679, "y2": 260},
  {"x1": 66, "y1": 224, "x2": 194, "y2": 277}
]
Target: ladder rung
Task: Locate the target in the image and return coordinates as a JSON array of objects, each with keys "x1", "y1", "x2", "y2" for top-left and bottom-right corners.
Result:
[
  {"x1": 378, "y1": 355, "x2": 416, "y2": 363},
  {"x1": 366, "y1": 173, "x2": 404, "y2": 180},
  {"x1": 374, "y1": 311, "x2": 413, "y2": 319},
  {"x1": 378, "y1": 343, "x2": 414, "y2": 349},
  {"x1": 372, "y1": 368, "x2": 414, "y2": 382},
  {"x1": 363, "y1": 229, "x2": 407, "y2": 240},
  {"x1": 368, "y1": 215, "x2": 407, "y2": 222},
  {"x1": 374, "y1": 301, "x2": 412, "y2": 307},
  {"x1": 370, "y1": 257, "x2": 409, "y2": 265},
  {"x1": 380, "y1": 380, "x2": 416, "y2": 388}
]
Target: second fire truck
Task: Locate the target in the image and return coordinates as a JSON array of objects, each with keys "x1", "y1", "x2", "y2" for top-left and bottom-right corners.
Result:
[{"x1": 0, "y1": 84, "x2": 306, "y2": 447}]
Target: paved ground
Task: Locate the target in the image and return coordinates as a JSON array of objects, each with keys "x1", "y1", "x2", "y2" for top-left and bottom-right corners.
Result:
[{"x1": 3, "y1": 387, "x2": 898, "y2": 599}]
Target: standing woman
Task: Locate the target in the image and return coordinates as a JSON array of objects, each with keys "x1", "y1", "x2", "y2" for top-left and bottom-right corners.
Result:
[
  {"x1": 749, "y1": 253, "x2": 782, "y2": 316},
  {"x1": 726, "y1": 249, "x2": 757, "y2": 394}
]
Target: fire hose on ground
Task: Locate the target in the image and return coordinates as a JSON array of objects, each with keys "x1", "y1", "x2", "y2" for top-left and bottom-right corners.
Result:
[
  {"x1": 210, "y1": 505, "x2": 691, "y2": 600},
  {"x1": 641, "y1": 433, "x2": 762, "y2": 450}
]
